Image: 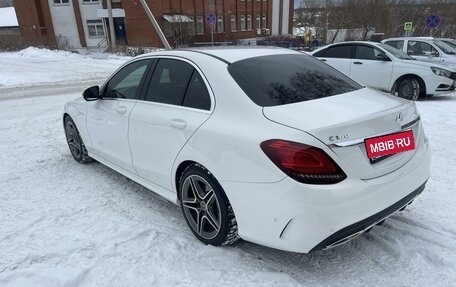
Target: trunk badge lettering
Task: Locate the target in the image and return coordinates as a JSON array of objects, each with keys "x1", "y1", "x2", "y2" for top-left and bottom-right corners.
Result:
[{"x1": 329, "y1": 133, "x2": 350, "y2": 141}]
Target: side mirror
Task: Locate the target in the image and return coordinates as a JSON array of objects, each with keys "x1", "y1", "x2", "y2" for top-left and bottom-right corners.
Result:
[
  {"x1": 376, "y1": 53, "x2": 390, "y2": 61},
  {"x1": 83, "y1": 86, "x2": 100, "y2": 101}
]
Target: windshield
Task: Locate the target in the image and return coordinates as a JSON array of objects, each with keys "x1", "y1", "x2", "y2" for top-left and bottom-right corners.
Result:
[
  {"x1": 379, "y1": 43, "x2": 415, "y2": 60},
  {"x1": 441, "y1": 40, "x2": 456, "y2": 49},
  {"x1": 228, "y1": 54, "x2": 362, "y2": 107},
  {"x1": 435, "y1": 40, "x2": 456, "y2": 54}
]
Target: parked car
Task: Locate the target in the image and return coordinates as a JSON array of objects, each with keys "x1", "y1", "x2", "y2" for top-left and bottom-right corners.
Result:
[
  {"x1": 382, "y1": 37, "x2": 456, "y2": 66},
  {"x1": 438, "y1": 38, "x2": 456, "y2": 49},
  {"x1": 64, "y1": 47, "x2": 431, "y2": 253},
  {"x1": 311, "y1": 41, "x2": 456, "y2": 100}
]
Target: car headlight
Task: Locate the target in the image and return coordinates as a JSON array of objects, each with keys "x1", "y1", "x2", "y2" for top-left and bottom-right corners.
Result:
[{"x1": 431, "y1": 67, "x2": 452, "y2": 78}]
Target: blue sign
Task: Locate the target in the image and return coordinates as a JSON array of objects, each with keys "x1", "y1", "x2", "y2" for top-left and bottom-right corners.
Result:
[
  {"x1": 425, "y1": 14, "x2": 440, "y2": 29},
  {"x1": 206, "y1": 13, "x2": 216, "y2": 25}
]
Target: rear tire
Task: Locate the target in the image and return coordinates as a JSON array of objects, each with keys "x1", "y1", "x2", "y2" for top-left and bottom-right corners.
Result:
[
  {"x1": 64, "y1": 116, "x2": 92, "y2": 164},
  {"x1": 179, "y1": 163, "x2": 238, "y2": 246},
  {"x1": 396, "y1": 78, "x2": 420, "y2": 101}
]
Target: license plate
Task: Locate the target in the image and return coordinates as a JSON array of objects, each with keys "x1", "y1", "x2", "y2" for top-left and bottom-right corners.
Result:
[{"x1": 365, "y1": 130, "x2": 415, "y2": 159}]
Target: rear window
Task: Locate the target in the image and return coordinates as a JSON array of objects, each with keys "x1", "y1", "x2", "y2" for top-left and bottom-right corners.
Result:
[{"x1": 228, "y1": 54, "x2": 362, "y2": 107}]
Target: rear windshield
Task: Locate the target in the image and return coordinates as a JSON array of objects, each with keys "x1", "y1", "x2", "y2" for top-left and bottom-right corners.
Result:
[{"x1": 228, "y1": 54, "x2": 362, "y2": 107}]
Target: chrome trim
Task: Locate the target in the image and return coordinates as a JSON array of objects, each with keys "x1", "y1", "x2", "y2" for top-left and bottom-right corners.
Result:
[
  {"x1": 332, "y1": 116, "x2": 420, "y2": 147},
  {"x1": 323, "y1": 198, "x2": 415, "y2": 250},
  {"x1": 401, "y1": 115, "x2": 420, "y2": 130}
]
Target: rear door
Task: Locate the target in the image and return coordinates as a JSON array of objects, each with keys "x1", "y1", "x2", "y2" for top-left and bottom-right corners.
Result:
[
  {"x1": 86, "y1": 59, "x2": 152, "y2": 173},
  {"x1": 313, "y1": 44, "x2": 353, "y2": 76},
  {"x1": 350, "y1": 44, "x2": 393, "y2": 90},
  {"x1": 129, "y1": 58, "x2": 213, "y2": 191}
]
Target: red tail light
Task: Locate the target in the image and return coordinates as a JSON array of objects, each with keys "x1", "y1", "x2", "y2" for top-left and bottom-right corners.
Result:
[{"x1": 260, "y1": 139, "x2": 347, "y2": 184}]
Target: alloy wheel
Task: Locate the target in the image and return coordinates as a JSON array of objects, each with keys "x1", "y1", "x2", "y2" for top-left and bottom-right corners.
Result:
[
  {"x1": 181, "y1": 174, "x2": 221, "y2": 240},
  {"x1": 65, "y1": 120, "x2": 82, "y2": 159}
]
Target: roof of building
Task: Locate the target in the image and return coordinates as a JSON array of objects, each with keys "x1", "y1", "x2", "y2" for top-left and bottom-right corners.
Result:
[{"x1": 0, "y1": 7, "x2": 18, "y2": 28}]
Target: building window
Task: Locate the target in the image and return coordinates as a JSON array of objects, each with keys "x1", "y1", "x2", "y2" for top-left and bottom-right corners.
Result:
[
  {"x1": 87, "y1": 20, "x2": 105, "y2": 38},
  {"x1": 240, "y1": 15, "x2": 246, "y2": 31},
  {"x1": 231, "y1": 15, "x2": 236, "y2": 31},
  {"x1": 217, "y1": 15, "x2": 224, "y2": 33},
  {"x1": 196, "y1": 16, "x2": 204, "y2": 34},
  {"x1": 53, "y1": 0, "x2": 69, "y2": 4},
  {"x1": 247, "y1": 15, "x2": 252, "y2": 30},
  {"x1": 262, "y1": 15, "x2": 266, "y2": 29},
  {"x1": 82, "y1": 0, "x2": 99, "y2": 3},
  {"x1": 256, "y1": 14, "x2": 261, "y2": 28}
]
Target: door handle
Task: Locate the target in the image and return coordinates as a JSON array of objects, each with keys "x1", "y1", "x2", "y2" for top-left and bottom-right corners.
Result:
[
  {"x1": 353, "y1": 61, "x2": 363, "y2": 65},
  {"x1": 169, "y1": 119, "x2": 187, "y2": 129},
  {"x1": 320, "y1": 59, "x2": 327, "y2": 62},
  {"x1": 116, "y1": 106, "x2": 128, "y2": 114}
]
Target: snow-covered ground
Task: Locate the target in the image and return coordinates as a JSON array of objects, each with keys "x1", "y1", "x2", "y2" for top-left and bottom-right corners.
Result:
[
  {"x1": 1, "y1": 48, "x2": 456, "y2": 286},
  {"x1": 0, "y1": 47, "x2": 128, "y2": 89}
]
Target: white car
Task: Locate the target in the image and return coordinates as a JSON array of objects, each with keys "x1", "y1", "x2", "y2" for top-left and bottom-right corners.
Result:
[
  {"x1": 311, "y1": 41, "x2": 456, "y2": 100},
  {"x1": 382, "y1": 37, "x2": 456, "y2": 67},
  {"x1": 63, "y1": 48, "x2": 431, "y2": 253},
  {"x1": 438, "y1": 38, "x2": 456, "y2": 50}
]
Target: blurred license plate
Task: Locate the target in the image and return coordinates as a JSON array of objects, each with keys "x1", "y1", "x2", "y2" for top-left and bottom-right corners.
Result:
[{"x1": 365, "y1": 130, "x2": 415, "y2": 159}]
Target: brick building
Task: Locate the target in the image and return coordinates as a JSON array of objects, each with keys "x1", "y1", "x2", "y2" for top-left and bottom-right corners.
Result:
[
  {"x1": 123, "y1": 0, "x2": 294, "y2": 47},
  {"x1": 13, "y1": 0, "x2": 294, "y2": 49}
]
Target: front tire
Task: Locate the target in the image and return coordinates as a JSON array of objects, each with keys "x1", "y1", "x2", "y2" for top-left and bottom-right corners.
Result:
[
  {"x1": 64, "y1": 116, "x2": 92, "y2": 164},
  {"x1": 179, "y1": 164, "x2": 238, "y2": 246},
  {"x1": 396, "y1": 78, "x2": 420, "y2": 101}
]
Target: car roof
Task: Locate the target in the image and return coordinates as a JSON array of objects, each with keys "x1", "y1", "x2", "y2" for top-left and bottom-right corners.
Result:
[
  {"x1": 383, "y1": 37, "x2": 437, "y2": 42},
  {"x1": 137, "y1": 46, "x2": 300, "y2": 64}
]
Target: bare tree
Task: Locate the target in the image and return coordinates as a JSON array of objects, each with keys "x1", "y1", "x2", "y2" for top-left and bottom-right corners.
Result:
[{"x1": 294, "y1": 0, "x2": 456, "y2": 43}]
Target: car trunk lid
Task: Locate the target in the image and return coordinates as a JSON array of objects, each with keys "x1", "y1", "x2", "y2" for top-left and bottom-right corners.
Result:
[{"x1": 262, "y1": 88, "x2": 423, "y2": 180}]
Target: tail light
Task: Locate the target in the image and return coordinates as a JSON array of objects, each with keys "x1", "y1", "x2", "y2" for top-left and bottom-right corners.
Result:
[{"x1": 260, "y1": 139, "x2": 347, "y2": 184}]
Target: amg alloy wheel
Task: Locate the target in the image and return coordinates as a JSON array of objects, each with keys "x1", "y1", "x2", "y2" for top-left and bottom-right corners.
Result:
[
  {"x1": 64, "y1": 116, "x2": 92, "y2": 164},
  {"x1": 179, "y1": 164, "x2": 238, "y2": 246}
]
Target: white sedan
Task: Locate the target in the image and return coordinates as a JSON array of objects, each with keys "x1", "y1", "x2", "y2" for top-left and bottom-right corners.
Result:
[
  {"x1": 311, "y1": 41, "x2": 456, "y2": 100},
  {"x1": 63, "y1": 48, "x2": 431, "y2": 253}
]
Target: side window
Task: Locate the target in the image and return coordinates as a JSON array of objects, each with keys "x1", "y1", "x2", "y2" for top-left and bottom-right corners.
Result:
[
  {"x1": 408, "y1": 41, "x2": 439, "y2": 57},
  {"x1": 312, "y1": 49, "x2": 327, "y2": 57},
  {"x1": 324, "y1": 45, "x2": 352, "y2": 58},
  {"x1": 105, "y1": 60, "x2": 151, "y2": 99},
  {"x1": 145, "y1": 59, "x2": 194, "y2": 105},
  {"x1": 355, "y1": 45, "x2": 384, "y2": 60},
  {"x1": 384, "y1": 40, "x2": 404, "y2": 50},
  {"x1": 183, "y1": 71, "x2": 211, "y2": 110}
]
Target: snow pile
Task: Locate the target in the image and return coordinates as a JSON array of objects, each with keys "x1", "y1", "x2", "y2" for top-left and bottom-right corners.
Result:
[
  {"x1": 14, "y1": 47, "x2": 81, "y2": 59},
  {"x1": 0, "y1": 47, "x2": 130, "y2": 88}
]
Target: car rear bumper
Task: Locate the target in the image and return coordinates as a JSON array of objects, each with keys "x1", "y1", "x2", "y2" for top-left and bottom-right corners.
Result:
[
  {"x1": 310, "y1": 181, "x2": 426, "y2": 251},
  {"x1": 221, "y1": 135, "x2": 431, "y2": 253}
]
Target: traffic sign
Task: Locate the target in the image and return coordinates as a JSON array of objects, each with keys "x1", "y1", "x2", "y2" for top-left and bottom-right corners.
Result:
[
  {"x1": 425, "y1": 14, "x2": 440, "y2": 29},
  {"x1": 206, "y1": 13, "x2": 216, "y2": 25},
  {"x1": 404, "y1": 22, "x2": 412, "y2": 31}
]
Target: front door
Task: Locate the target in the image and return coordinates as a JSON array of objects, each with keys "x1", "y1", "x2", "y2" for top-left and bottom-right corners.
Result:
[
  {"x1": 350, "y1": 44, "x2": 393, "y2": 90},
  {"x1": 86, "y1": 59, "x2": 152, "y2": 173}
]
